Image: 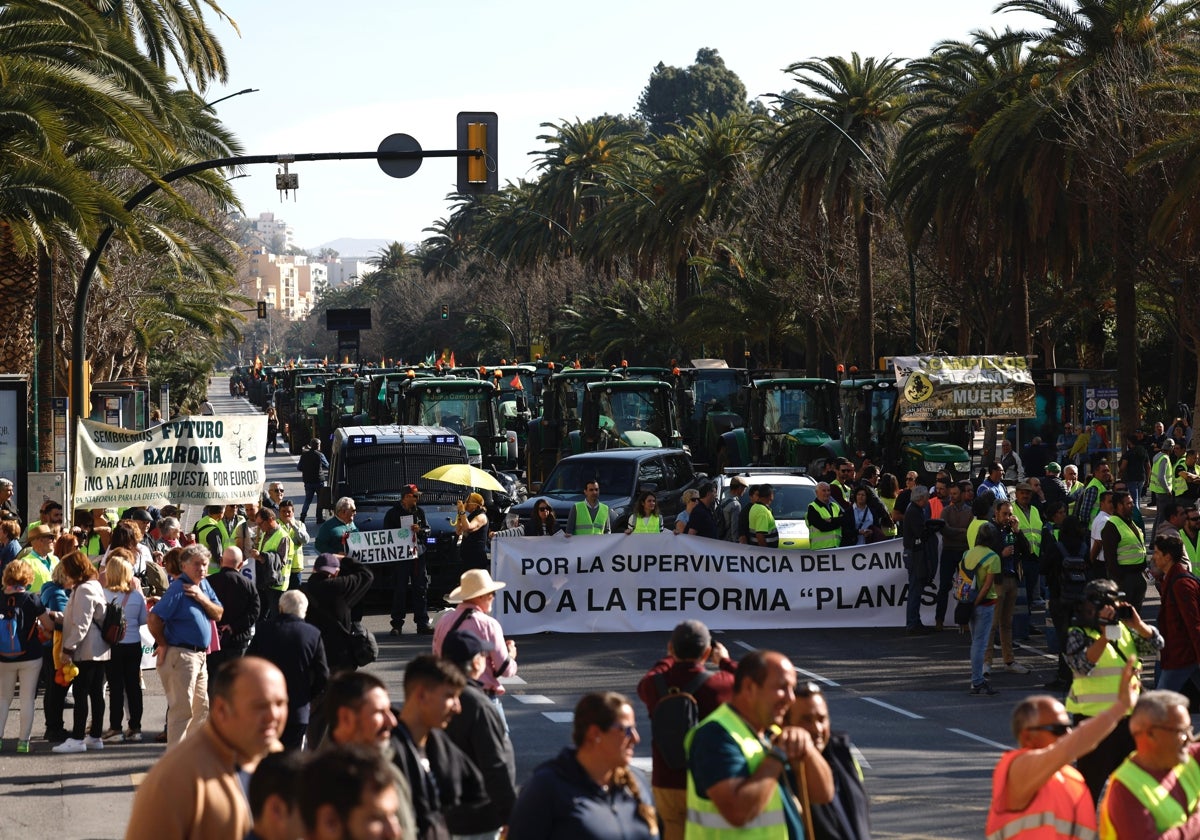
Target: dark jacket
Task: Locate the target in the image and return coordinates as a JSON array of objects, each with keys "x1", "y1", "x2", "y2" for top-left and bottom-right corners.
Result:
[
  {"x1": 246, "y1": 613, "x2": 328, "y2": 723},
  {"x1": 206, "y1": 567, "x2": 260, "y2": 643},
  {"x1": 297, "y1": 447, "x2": 328, "y2": 486},
  {"x1": 687, "y1": 500, "x2": 718, "y2": 539},
  {"x1": 507, "y1": 748, "x2": 657, "y2": 840},
  {"x1": 444, "y1": 681, "x2": 516, "y2": 833},
  {"x1": 301, "y1": 556, "x2": 373, "y2": 671},
  {"x1": 799, "y1": 732, "x2": 871, "y2": 840},
  {"x1": 384, "y1": 501, "x2": 427, "y2": 533},
  {"x1": 392, "y1": 722, "x2": 487, "y2": 840}
]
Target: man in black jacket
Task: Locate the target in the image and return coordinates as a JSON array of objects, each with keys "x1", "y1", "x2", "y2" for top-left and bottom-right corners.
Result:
[
  {"x1": 392, "y1": 655, "x2": 487, "y2": 840},
  {"x1": 301, "y1": 553, "x2": 374, "y2": 674},
  {"x1": 440, "y1": 630, "x2": 517, "y2": 837},
  {"x1": 297, "y1": 438, "x2": 329, "y2": 524},
  {"x1": 787, "y1": 682, "x2": 871, "y2": 840},
  {"x1": 205, "y1": 546, "x2": 260, "y2": 692},
  {"x1": 247, "y1": 589, "x2": 328, "y2": 749},
  {"x1": 384, "y1": 483, "x2": 431, "y2": 636}
]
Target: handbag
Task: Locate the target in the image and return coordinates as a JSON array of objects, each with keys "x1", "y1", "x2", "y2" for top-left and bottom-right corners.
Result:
[
  {"x1": 349, "y1": 621, "x2": 377, "y2": 667},
  {"x1": 953, "y1": 599, "x2": 975, "y2": 626}
]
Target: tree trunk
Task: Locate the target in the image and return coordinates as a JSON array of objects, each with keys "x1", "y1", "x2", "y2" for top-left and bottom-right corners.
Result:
[
  {"x1": 855, "y1": 198, "x2": 874, "y2": 369},
  {"x1": 35, "y1": 248, "x2": 55, "y2": 472}
]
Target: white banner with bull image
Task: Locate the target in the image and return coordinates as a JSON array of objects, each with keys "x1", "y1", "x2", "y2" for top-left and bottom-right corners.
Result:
[
  {"x1": 492, "y1": 533, "x2": 926, "y2": 634},
  {"x1": 74, "y1": 415, "x2": 268, "y2": 508}
]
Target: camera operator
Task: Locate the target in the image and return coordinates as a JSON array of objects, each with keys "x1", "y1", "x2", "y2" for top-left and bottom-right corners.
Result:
[{"x1": 1063, "y1": 578, "x2": 1163, "y2": 802}]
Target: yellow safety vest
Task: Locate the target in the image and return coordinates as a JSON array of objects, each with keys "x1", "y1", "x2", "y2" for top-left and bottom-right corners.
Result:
[
  {"x1": 880, "y1": 497, "x2": 897, "y2": 537},
  {"x1": 1107, "y1": 516, "x2": 1145, "y2": 567},
  {"x1": 1183, "y1": 529, "x2": 1200, "y2": 563},
  {"x1": 1150, "y1": 452, "x2": 1173, "y2": 495},
  {"x1": 1065, "y1": 625, "x2": 1139, "y2": 718},
  {"x1": 216, "y1": 517, "x2": 243, "y2": 549},
  {"x1": 967, "y1": 519, "x2": 988, "y2": 548},
  {"x1": 684, "y1": 704, "x2": 787, "y2": 839},
  {"x1": 283, "y1": 522, "x2": 304, "y2": 575},
  {"x1": 631, "y1": 515, "x2": 662, "y2": 533},
  {"x1": 1175, "y1": 458, "x2": 1195, "y2": 497},
  {"x1": 194, "y1": 516, "x2": 222, "y2": 574},
  {"x1": 1012, "y1": 504, "x2": 1043, "y2": 556},
  {"x1": 1100, "y1": 753, "x2": 1200, "y2": 839},
  {"x1": 256, "y1": 527, "x2": 289, "y2": 592},
  {"x1": 572, "y1": 502, "x2": 609, "y2": 535},
  {"x1": 807, "y1": 500, "x2": 843, "y2": 550},
  {"x1": 1082, "y1": 478, "x2": 1107, "y2": 525}
]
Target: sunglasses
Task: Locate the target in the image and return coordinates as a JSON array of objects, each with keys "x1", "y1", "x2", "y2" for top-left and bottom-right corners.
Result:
[
  {"x1": 1026, "y1": 723, "x2": 1072, "y2": 736},
  {"x1": 536, "y1": 506, "x2": 551, "y2": 513},
  {"x1": 611, "y1": 724, "x2": 637, "y2": 741}
]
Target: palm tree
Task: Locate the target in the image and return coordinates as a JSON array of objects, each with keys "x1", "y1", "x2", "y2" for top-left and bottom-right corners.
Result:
[{"x1": 762, "y1": 54, "x2": 909, "y2": 369}]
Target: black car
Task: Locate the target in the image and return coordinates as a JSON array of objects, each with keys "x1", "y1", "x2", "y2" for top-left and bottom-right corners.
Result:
[{"x1": 512, "y1": 449, "x2": 706, "y2": 532}]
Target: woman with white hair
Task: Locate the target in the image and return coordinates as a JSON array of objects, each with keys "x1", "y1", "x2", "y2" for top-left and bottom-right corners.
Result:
[{"x1": 248, "y1": 588, "x2": 329, "y2": 749}]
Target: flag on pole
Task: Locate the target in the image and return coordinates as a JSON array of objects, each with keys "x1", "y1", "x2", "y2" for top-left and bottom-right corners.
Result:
[{"x1": 510, "y1": 374, "x2": 522, "y2": 390}]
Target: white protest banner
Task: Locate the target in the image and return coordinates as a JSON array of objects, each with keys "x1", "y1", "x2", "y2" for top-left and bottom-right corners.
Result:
[
  {"x1": 892, "y1": 355, "x2": 1036, "y2": 421},
  {"x1": 492, "y1": 533, "x2": 926, "y2": 634},
  {"x1": 345, "y1": 525, "x2": 418, "y2": 564},
  {"x1": 74, "y1": 415, "x2": 267, "y2": 508}
]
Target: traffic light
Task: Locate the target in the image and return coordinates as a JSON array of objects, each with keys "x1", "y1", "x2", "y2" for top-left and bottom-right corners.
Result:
[
  {"x1": 257, "y1": 301, "x2": 267, "y2": 319},
  {"x1": 456, "y1": 112, "x2": 498, "y2": 194},
  {"x1": 440, "y1": 304, "x2": 449, "y2": 320}
]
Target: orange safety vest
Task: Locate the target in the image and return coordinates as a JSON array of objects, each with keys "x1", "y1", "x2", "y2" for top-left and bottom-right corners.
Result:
[{"x1": 986, "y1": 749, "x2": 1098, "y2": 840}]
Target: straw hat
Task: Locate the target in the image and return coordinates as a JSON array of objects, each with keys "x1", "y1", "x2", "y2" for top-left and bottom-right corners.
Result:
[{"x1": 447, "y1": 568, "x2": 506, "y2": 603}]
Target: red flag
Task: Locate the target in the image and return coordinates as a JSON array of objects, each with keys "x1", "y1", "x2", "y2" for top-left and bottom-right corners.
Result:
[
  {"x1": 510, "y1": 373, "x2": 523, "y2": 390},
  {"x1": 449, "y1": 351, "x2": 457, "y2": 368}
]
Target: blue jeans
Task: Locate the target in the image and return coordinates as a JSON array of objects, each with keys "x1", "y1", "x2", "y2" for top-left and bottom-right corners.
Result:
[
  {"x1": 970, "y1": 604, "x2": 996, "y2": 686},
  {"x1": 1157, "y1": 665, "x2": 1200, "y2": 692}
]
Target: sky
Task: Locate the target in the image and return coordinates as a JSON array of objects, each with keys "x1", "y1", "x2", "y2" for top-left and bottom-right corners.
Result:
[{"x1": 201, "y1": 0, "x2": 1045, "y2": 254}]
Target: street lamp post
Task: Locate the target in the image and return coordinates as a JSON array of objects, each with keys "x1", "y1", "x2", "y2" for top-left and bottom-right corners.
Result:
[
  {"x1": 763, "y1": 92, "x2": 919, "y2": 355},
  {"x1": 203, "y1": 88, "x2": 260, "y2": 109}
]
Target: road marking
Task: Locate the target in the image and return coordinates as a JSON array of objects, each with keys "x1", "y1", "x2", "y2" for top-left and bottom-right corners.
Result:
[
  {"x1": 861, "y1": 697, "x2": 924, "y2": 720},
  {"x1": 511, "y1": 694, "x2": 555, "y2": 705},
  {"x1": 947, "y1": 727, "x2": 1009, "y2": 750},
  {"x1": 796, "y1": 667, "x2": 840, "y2": 688},
  {"x1": 499, "y1": 675, "x2": 527, "y2": 686},
  {"x1": 734, "y1": 641, "x2": 758, "y2": 652},
  {"x1": 542, "y1": 711, "x2": 574, "y2": 723},
  {"x1": 1014, "y1": 640, "x2": 1056, "y2": 661}
]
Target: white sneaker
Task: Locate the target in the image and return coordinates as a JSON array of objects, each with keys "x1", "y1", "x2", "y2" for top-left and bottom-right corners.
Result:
[
  {"x1": 83, "y1": 735, "x2": 104, "y2": 751},
  {"x1": 52, "y1": 738, "x2": 87, "y2": 754},
  {"x1": 1005, "y1": 661, "x2": 1031, "y2": 674}
]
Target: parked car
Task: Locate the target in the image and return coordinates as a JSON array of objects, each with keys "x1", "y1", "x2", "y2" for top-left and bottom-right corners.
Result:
[
  {"x1": 715, "y1": 468, "x2": 817, "y2": 548},
  {"x1": 513, "y1": 449, "x2": 706, "y2": 532}
]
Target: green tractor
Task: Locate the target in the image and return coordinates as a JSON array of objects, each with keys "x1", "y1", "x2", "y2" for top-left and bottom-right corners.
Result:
[
  {"x1": 839, "y1": 375, "x2": 972, "y2": 483},
  {"x1": 396, "y1": 375, "x2": 515, "y2": 470},
  {"x1": 525, "y1": 368, "x2": 617, "y2": 486},
  {"x1": 718, "y1": 377, "x2": 845, "y2": 472}
]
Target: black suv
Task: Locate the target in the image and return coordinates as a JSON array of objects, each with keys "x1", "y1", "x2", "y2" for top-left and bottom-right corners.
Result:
[{"x1": 512, "y1": 449, "x2": 705, "y2": 532}]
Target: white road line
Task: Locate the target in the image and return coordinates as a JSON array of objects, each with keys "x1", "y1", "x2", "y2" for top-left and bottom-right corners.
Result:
[
  {"x1": 796, "y1": 667, "x2": 840, "y2": 688},
  {"x1": 542, "y1": 711, "x2": 574, "y2": 723},
  {"x1": 735, "y1": 641, "x2": 758, "y2": 652},
  {"x1": 499, "y1": 676, "x2": 528, "y2": 686},
  {"x1": 511, "y1": 694, "x2": 556, "y2": 705},
  {"x1": 861, "y1": 697, "x2": 924, "y2": 720},
  {"x1": 948, "y1": 727, "x2": 1009, "y2": 750},
  {"x1": 1014, "y1": 640, "x2": 1056, "y2": 661}
]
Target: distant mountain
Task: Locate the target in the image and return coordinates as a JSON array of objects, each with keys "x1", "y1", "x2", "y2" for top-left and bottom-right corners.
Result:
[{"x1": 311, "y1": 237, "x2": 395, "y2": 259}]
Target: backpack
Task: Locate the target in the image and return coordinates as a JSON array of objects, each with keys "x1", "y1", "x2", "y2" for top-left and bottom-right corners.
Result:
[
  {"x1": 953, "y1": 546, "x2": 998, "y2": 603},
  {"x1": 715, "y1": 497, "x2": 739, "y2": 541},
  {"x1": 100, "y1": 591, "x2": 131, "y2": 647},
  {"x1": 0, "y1": 594, "x2": 34, "y2": 658},
  {"x1": 651, "y1": 670, "x2": 712, "y2": 770}
]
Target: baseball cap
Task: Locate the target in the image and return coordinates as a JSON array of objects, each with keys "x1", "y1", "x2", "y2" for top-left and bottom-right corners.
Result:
[
  {"x1": 670, "y1": 619, "x2": 711, "y2": 660},
  {"x1": 402, "y1": 484, "x2": 421, "y2": 497},
  {"x1": 313, "y1": 553, "x2": 341, "y2": 574},
  {"x1": 1045, "y1": 462, "x2": 1061, "y2": 474},
  {"x1": 729, "y1": 476, "x2": 747, "y2": 489},
  {"x1": 441, "y1": 630, "x2": 495, "y2": 667}
]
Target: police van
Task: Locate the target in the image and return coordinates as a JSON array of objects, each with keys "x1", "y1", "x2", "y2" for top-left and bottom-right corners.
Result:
[{"x1": 326, "y1": 425, "x2": 470, "y2": 604}]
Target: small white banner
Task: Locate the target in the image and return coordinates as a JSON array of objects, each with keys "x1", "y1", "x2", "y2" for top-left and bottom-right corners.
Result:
[
  {"x1": 345, "y1": 524, "x2": 418, "y2": 565},
  {"x1": 74, "y1": 415, "x2": 267, "y2": 508},
  {"x1": 492, "y1": 533, "x2": 924, "y2": 634}
]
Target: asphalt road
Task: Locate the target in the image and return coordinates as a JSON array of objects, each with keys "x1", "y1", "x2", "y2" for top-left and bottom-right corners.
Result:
[{"x1": 0, "y1": 377, "x2": 1162, "y2": 839}]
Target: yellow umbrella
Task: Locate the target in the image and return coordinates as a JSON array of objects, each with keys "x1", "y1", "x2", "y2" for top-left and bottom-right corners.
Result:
[{"x1": 421, "y1": 463, "x2": 506, "y2": 493}]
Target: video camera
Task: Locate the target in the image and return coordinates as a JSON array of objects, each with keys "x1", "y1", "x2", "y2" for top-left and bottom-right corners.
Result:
[{"x1": 1078, "y1": 580, "x2": 1130, "y2": 628}]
